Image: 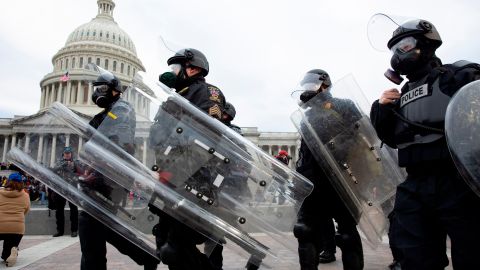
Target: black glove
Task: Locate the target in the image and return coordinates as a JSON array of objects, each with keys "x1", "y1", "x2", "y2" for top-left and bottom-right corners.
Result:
[{"x1": 159, "y1": 72, "x2": 177, "y2": 88}]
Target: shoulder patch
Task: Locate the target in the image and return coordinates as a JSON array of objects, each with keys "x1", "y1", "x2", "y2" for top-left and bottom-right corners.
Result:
[
  {"x1": 208, "y1": 86, "x2": 220, "y2": 97},
  {"x1": 208, "y1": 104, "x2": 222, "y2": 119}
]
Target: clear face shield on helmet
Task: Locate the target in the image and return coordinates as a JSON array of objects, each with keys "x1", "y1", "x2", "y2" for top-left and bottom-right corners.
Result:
[
  {"x1": 291, "y1": 73, "x2": 326, "y2": 105},
  {"x1": 367, "y1": 13, "x2": 416, "y2": 52},
  {"x1": 81, "y1": 63, "x2": 122, "y2": 107},
  {"x1": 367, "y1": 13, "x2": 418, "y2": 85},
  {"x1": 169, "y1": 63, "x2": 182, "y2": 76}
]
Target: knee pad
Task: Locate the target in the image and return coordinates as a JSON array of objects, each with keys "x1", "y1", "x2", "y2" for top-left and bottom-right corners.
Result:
[{"x1": 293, "y1": 222, "x2": 313, "y2": 240}]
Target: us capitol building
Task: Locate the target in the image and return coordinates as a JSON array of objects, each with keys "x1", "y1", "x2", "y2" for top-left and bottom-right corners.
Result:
[{"x1": 0, "y1": 0, "x2": 300, "y2": 169}]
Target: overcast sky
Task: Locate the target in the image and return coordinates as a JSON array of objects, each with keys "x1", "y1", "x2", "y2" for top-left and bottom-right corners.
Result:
[{"x1": 1, "y1": 0, "x2": 479, "y2": 132}]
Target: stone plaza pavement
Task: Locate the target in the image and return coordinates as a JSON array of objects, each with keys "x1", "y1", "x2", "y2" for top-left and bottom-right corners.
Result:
[{"x1": 0, "y1": 234, "x2": 453, "y2": 270}]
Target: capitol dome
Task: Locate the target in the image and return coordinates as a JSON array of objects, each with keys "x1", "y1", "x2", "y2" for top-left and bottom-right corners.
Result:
[
  {"x1": 65, "y1": 3, "x2": 137, "y2": 56},
  {"x1": 39, "y1": 0, "x2": 149, "y2": 119}
]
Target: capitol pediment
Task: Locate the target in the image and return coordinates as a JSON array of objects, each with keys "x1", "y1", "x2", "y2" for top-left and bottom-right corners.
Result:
[{"x1": 10, "y1": 109, "x2": 91, "y2": 134}]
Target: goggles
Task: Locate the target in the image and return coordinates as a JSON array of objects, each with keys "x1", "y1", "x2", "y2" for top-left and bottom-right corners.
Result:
[
  {"x1": 93, "y1": 84, "x2": 109, "y2": 93},
  {"x1": 390, "y1": 36, "x2": 417, "y2": 54}
]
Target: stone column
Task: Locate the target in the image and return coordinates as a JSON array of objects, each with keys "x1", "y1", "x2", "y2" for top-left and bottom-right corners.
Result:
[
  {"x1": 50, "y1": 84, "x2": 55, "y2": 105},
  {"x1": 37, "y1": 135, "x2": 44, "y2": 162},
  {"x1": 44, "y1": 86, "x2": 50, "y2": 107},
  {"x1": 50, "y1": 134, "x2": 57, "y2": 167},
  {"x1": 65, "y1": 134, "x2": 70, "y2": 146},
  {"x1": 65, "y1": 81, "x2": 72, "y2": 105},
  {"x1": 267, "y1": 145, "x2": 272, "y2": 156},
  {"x1": 289, "y1": 145, "x2": 296, "y2": 169},
  {"x1": 57, "y1": 83, "x2": 62, "y2": 103},
  {"x1": 87, "y1": 83, "x2": 93, "y2": 105},
  {"x1": 24, "y1": 134, "x2": 30, "y2": 153},
  {"x1": 2, "y1": 136, "x2": 9, "y2": 162},
  {"x1": 142, "y1": 137, "x2": 147, "y2": 165},
  {"x1": 40, "y1": 87, "x2": 46, "y2": 109},
  {"x1": 10, "y1": 134, "x2": 16, "y2": 150},
  {"x1": 77, "y1": 81, "x2": 82, "y2": 104}
]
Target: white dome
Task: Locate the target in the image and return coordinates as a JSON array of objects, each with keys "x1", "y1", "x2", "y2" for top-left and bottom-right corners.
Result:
[
  {"x1": 66, "y1": 17, "x2": 137, "y2": 55},
  {"x1": 65, "y1": 0, "x2": 137, "y2": 55}
]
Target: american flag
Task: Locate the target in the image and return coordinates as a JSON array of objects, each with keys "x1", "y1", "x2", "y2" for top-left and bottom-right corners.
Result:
[{"x1": 61, "y1": 71, "x2": 70, "y2": 82}]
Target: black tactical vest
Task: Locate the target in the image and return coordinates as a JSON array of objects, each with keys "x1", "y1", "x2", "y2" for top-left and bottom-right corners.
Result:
[{"x1": 394, "y1": 74, "x2": 449, "y2": 149}]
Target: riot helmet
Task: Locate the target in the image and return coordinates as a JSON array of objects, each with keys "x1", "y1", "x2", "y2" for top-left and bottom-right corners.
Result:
[
  {"x1": 91, "y1": 69, "x2": 122, "y2": 108},
  {"x1": 167, "y1": 48, "x2": 210, "y2": 77},
  {"x1": 388, "y1": 19, "x2": 442, "y2": 75},
  {"x1": 387, "y1": 19, "x2": 442, "y2": 50},
  {"x1": 301, "y1": 69, "x2": 331, "y2": 89},
  {"x1": 224, "y1": 102, "x2": 237, "y2": 120},
  {"x1": 296, "y1": 69, "x2": 332, "y2": 104},
  {"x1": 92, "y1": 72, "x2": 123, "y2": 93}
]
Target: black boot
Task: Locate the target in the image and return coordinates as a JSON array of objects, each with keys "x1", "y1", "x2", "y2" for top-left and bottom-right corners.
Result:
[
  {"x1": 52, "y1": 231, "x2": 64, "y2": 237},
  {"x1": 318, "y1": 250, "x2": 336, "y2": 263}
]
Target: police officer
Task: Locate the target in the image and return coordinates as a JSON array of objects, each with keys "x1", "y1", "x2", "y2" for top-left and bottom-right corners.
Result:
[
  {"x1": 294, "y1": 69, "x2": 364, "y2": 270},
  {"x1": 152, "y1": 48, "x2": 226, "y2": 270},
  {"x1": 51, "y1": 146, "x2": 80, "y2": 237},
  {"x1": 370, "y1": 18, "x2": 480, "y2": 269},
  {"x1": 203, "y1": 102, "x2": 244, "y2": 270},
  {"x1": 78, "y1": 69, "x2": 159, "y2": 270},
  {"x1": 167, "y1": 48, "x2": 226, "y2": 120},
  {"x1": 222, "y1": 102, "x2": 242, "y2": 135}
]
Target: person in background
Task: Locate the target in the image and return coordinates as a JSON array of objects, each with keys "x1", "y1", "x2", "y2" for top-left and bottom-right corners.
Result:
[
  {"x1": 51, "y1": 146, "x2": 80, "y2": 237},
  {"x1": 0, "y1": 172, "x2": 30, "y2": 267}
]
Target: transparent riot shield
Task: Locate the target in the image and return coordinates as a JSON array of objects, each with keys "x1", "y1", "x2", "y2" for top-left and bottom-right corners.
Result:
[
  {"x1": 43, "y1": 70, "x2": 314, "y2": 267},
  {"x1": 7, "y1": 146, "x2": 158, "y2": 259},
  {"x1": 445, "y1": 80, "x2": 480, "y2": 197},
  {"x1": 291, "y1": 74, "x2": 406, "y2": 247}
]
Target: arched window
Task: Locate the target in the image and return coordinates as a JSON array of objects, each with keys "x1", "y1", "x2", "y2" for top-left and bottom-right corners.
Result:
[
  {"x1": 127, "y1": 65, "x2": 130, "y2": 76},
  {"x1": 104, "y1": 59, "x2": 109, "y2": 69},
  {"x1": 93, "y1": 30, "x2": 96, "y2": 37},
  {"x1": 96, "y1": 58, "x2": 100, "y2": 66},
  {"x1": 79, "y1": 57, "x2": 84, "y2": 68},
  {"x1": 113, "y1": 61, "x2": 117, "y2": 72},
  {"x1": 88, "y1": 57, "x2": 92, "y2": 64},
  {"x1": 100, "y1": 31, "x2": 103, "y2": 38},
  {"x1": 107, "y1": 32, "x2": 110, "y2": 39},
  {"x1": 72, "y1": 58, "x2": 76, "y2": 68},
  {"x1": 120, "y1": 63, "x2": 124, "y2": 73},
  {"x1": 65, "y1": 58, "x2": 69, "y2": 69}
]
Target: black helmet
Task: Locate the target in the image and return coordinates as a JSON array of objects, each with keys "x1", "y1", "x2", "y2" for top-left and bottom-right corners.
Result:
[
  {"x1": 93, "y1": 71, "x2": 123, "y2": 93},
  {"x1": 387, "y1": 19, "x2": 442, "y2": 50},
  {"x1": 224, "y1": 102, "x2": 236, "y2": 119},
  {"x1": 301, "y1": 69, "x2": 331, "y2": 89},
  {"x1": 167, "y1": 48, "x2": 209, "y2": 76}
]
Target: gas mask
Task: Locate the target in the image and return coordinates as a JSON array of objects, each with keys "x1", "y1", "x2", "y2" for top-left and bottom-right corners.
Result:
[
  {"x1": 390, "y1": 36, "x2": 427, "y2": 76},
  {"x1": 91, "y1": 84, "x2": 115, "y2": 108},
  {"x1": 169, "y1": 63, "x2": 199, "y2": 91}
]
